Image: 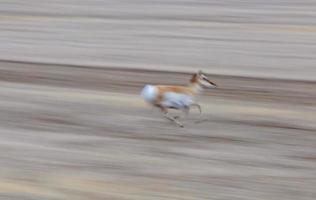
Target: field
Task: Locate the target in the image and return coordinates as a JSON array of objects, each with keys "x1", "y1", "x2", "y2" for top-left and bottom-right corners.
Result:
[
  {"x1": 0, "y1": 1, "x2": 316, "y2": 199},
  {"x1": 0, "y1": 61, "x2": 315, "y2": 199}
]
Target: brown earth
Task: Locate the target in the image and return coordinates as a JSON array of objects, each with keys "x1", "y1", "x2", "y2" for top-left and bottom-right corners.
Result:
[{"x1": 0, "y1": 61, "x2": 315, "y2": 200}]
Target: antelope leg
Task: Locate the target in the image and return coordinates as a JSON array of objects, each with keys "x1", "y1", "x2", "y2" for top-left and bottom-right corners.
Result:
[
  {"x1": 174, "y1": 106, "x2": 190, "y2": 119},
  {"x1": 164, "y1": 113, "x2": 184, "y2": 127},
  {"x1": 190, "y1": 103, "x2": 202, "y2": 115}
]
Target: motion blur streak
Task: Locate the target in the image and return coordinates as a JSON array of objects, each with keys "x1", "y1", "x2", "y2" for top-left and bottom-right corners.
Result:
[{"x1": 0, "y1": 1, "x2": 316, "y2": 200}]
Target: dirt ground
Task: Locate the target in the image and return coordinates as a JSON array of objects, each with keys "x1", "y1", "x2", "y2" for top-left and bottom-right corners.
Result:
[
  {"x1": 1, "y1": 0, "x2": 316, "y2": 199},
  {"x1": 1, "y1": 0, "x2": 316, "y2": 80},
  {"x1": 0, "y1": 61, "x2": 315, "y2": 200}
]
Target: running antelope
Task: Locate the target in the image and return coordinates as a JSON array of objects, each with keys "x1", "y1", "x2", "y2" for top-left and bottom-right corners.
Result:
[{"x1": 141, "y1": 70, "x2": 217, "y2": 127}]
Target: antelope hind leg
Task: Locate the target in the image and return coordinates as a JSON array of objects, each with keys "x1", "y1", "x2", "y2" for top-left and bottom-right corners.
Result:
[
  {"x1": 164, "y1": 112, "x2": 184, "y2": 127},
  {"x1": 174, "y1": 106, "x2": 190, "y2": 119},
  {"x1": 158, "y1": 105, "x2": 184, "y2": 127}
]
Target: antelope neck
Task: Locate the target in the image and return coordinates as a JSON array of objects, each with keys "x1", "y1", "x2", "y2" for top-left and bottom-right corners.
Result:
[{"x1": 189, "y1": 82, "x2": 203, "y2": 94}]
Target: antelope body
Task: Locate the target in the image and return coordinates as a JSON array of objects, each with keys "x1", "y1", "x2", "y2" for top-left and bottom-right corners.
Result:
[{"x1": 141, "y1": 71, "x2": 217, "y2": 127}]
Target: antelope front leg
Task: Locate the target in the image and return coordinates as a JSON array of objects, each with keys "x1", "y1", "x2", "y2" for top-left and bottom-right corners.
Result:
[{"x1": 190, "y1": 103, "x2": 202, "y2": 115}]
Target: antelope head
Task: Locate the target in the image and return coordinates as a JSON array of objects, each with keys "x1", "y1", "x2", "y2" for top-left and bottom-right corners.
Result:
[{"x1": 190, "y1": 70, "x2": 217, "y2": 89}]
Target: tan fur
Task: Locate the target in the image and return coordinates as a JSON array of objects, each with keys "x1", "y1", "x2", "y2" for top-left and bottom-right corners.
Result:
[
  {"x1": 190, "y1": 74, "x2": 198, "y2": 83},
  {"x1": 145, "y1": 71, "x2": 216, "y2": 127},
  {"x1": 153, "y1": 74, "x2": 200, "y2": 106},
  {"x1": 153, "y1": 85, "x2": 194, "y2": 106},
  {"x1": 157, "y1": 85, "x2": 194, "y2": 95}
]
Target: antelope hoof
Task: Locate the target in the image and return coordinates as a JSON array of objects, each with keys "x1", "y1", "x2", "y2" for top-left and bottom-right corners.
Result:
[{"x1": 175, "y1": 121, "x2": 184, "y2": 127}]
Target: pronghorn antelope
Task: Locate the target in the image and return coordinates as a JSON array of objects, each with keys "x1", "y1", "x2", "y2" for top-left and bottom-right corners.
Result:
[{"x1": 141, "y1": 70, "x2": 217, "y2": 127}]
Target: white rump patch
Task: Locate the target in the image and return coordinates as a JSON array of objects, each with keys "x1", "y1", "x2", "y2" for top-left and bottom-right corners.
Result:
[{"x1": 141, "y1": 85, "x2": 158, "y2": 103}]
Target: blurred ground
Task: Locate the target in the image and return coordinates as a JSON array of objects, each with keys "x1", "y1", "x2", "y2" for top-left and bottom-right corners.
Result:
[
  {"x1": 0, "y1": 61, "x2": 315, "y2": 200},
  {"x1": 0, "y1": 0, "x2": 316, "y2": 200},
  {"x1": 0, "y1": 0, "x2": 316, "y2": 80}
]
